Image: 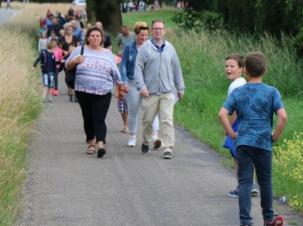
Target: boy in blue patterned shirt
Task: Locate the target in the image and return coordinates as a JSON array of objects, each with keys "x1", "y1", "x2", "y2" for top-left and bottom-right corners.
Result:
[{"x1": 219, "y1": 52, "x2": 287, "y2": 226}]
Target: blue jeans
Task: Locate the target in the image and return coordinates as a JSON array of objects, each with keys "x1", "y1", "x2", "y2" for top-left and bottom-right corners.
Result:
[
  {"x1": 42, "y1": 72, "x2": 54, "y2": 88},
  {"x1": 126, "y1": 80, "x2": 159, "y2": 135},
  {"x1": 237, "y1": 146, "x2": 274, "y2": 226}
]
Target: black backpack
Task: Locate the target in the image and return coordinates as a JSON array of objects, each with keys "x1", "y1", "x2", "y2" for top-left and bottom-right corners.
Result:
[{"x1": 65, "y1": 45, "x2": 84, "y2": 89}]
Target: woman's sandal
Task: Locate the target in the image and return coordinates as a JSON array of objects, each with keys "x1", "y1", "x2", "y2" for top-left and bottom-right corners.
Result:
[{"x1": 87, "y1": 144, "x2": 96, "y2": 155}]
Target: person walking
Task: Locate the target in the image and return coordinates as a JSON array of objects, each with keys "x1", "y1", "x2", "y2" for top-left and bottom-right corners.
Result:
[
  {"x1": 5, "y1": 0, "x2": 11, "y2": 9},
  {"x1": 117, "y1": 25, "x2": 135, "y2": 56},
  {"x1": 219, "y1": 52, "x2": 287, "y2": 226},
  {"x1": 65, "y1": 26, "x2": 122, "y2": 158},
  {"x1": 95, "y1": 21, "x2": 112, "y2": 49},
  {"x1": 120, "y1": 21, "x2": 160, "y2": 147},
  {"x1": 33, "y1": 40, "x2": 57, "y2": 103},
  {"x1": 59, "y1": 22, "x2": 80, "y2": 102},
  {"x1": 134, "y1": 20, "x2": 185, "y2": 159}
]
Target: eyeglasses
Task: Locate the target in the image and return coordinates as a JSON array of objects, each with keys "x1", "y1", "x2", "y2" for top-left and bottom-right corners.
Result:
[{"x1": 152, "y1": 27, "x2": 164, "y2": 30}]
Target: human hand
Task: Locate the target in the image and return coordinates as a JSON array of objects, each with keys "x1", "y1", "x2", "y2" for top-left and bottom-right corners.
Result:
[
  {"x1": 140, "y1": 88, "x2": 149, "y2": 97},
  {"x1": 73, "y1": 55, "x2": 84, "y2": 65}
]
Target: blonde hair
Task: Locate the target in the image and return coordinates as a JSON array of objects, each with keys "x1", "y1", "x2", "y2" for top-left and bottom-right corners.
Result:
[{"x1": 134, "y1": 21, "x2": 149, "y2": 34}]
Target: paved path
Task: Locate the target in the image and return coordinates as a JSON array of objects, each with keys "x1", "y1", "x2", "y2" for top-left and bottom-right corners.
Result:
[
  {"x1": 16, "y1": 75, "x2": 265, "y2": 226},
  {"x1": 0, "y1": 8, "x2": 16, "y2": 25}
]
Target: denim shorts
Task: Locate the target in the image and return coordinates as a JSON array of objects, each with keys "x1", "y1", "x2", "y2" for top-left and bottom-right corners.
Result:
[{"x1": 42, "y1": 72, "x2": 54, "y2": 88}]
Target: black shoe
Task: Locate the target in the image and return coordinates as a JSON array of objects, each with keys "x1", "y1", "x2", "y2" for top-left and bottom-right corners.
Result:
[
  {"x1": 97, "y1": 148, "x2": 106, "y2": 158},
  {"x1": 141, "y1": 143, "x2": 149, "y2": 153},
  {"x1": 153, "y1": 139, "x2": 161, "y2": 149}
]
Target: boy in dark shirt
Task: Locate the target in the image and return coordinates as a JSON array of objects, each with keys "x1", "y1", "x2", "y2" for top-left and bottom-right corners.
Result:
[
  {"x1": 33, "y1": 41, "x2": 57, "y2": 103},
  {"x1": 219, "y1": 52, "x2": 288, "y2": 226}
]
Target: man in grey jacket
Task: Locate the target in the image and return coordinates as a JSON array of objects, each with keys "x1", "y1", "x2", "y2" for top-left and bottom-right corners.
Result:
[{"x1": 134, "y1": 19, "x2": 185, "y2": 159}]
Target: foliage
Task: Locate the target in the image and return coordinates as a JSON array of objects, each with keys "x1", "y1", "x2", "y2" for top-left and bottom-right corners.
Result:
[
  {"x1": 184, "y1": 0, "x2": 303, "y2": 36},
  {"x1": 273, "y1": 132, "x2": 303, "y2": 211},
  {"x1": 87, "y1": 0, "x2": 122, "y2": 34},
  {"x1": 122, "y1": 8, "x2": 176, "y2": 29},
  {"x1": 172, "y1": 9, "x2": 222, "y2": 31}
]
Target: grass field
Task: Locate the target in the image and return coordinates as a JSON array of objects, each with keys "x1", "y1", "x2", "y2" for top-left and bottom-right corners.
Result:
[{"x1": 122, "y1": 8, "x2": 177, "y2": 29}]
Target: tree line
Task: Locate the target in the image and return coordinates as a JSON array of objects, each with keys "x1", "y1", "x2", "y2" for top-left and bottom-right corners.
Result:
[{"x1": 181, "y1": 0, "x2": 303, "y2": 36}]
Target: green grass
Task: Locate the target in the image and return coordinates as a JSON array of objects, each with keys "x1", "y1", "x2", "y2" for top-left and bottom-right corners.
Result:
[
  {"x1": 0, "y1": 23, "x2": 42, "y2": 226},
  {"x1": 122, "y1": 8, "x2": 177, "y2": 28}
]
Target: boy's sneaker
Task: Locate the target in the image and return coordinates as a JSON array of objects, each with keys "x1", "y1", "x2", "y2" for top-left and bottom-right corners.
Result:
[
  {"x1": 141, "y1": 143, "x2": 149, "y2": 153},
  {"x1": 251, "y1": 184, "x2": 260, "y2": 196},
  {"x1": 162, "y1": 148, "x2": 172, "y2": 159},
  {"x1": 227, "y1": 188, "x2": 239, "y2": 198},
  {"x1": 127, "y1": 136, "x2": 136, "y2": 147},
  {"x1": 264, "y1": 215, "x2": 285, "y2": 226}
]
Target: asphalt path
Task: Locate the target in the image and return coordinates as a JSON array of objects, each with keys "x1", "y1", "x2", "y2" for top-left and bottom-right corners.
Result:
[
  {"x1": 15, "y1": 74, "x2": 267, "y2": 226},
  {"x1": 0, "y1": 8, "x2": 16, "y2": 25}
]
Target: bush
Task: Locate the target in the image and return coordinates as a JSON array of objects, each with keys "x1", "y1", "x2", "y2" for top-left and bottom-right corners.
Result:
[
  {"x1": 273, "y1": 132, "x2": 303, "y2": 211},
  {"x1": 172, "y1": 9, "x2": 223, "y2": 32}
]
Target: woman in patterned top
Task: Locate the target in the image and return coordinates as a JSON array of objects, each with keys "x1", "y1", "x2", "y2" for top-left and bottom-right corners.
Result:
[{"x1": 65, "y1": 26, "x2": 122, "y2": 158}]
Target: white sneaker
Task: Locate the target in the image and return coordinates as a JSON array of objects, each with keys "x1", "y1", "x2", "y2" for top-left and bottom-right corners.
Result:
[
  {"x1": 127, "y1": 135, "x2": 136, "y2": 147},
  {"x1": 163, "y1": 147, "x2": 172, "y2": 159}
]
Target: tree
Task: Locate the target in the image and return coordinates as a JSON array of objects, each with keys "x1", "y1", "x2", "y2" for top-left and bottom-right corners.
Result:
[{"x1": 87, "y1": 0, "x2": 122, "y2": 35}]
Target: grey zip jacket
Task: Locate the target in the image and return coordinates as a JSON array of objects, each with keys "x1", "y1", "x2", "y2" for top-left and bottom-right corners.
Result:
[{"x1": 134, "y1": 39, "x2": 185, "y2": 95}]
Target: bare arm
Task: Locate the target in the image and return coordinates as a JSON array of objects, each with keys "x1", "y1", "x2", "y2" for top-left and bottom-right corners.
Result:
[
  {"x1": 272, "y1": 108, "x2": 288, "y2": 142},
  {"x1": 218, "y1": 107, "x2": 237, "y2": 139},
  {"x1": 65, "y1": 55, "x2": 84, "y2": 71}
]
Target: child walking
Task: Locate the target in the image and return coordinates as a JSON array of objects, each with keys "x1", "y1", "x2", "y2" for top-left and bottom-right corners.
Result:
[
  {"x1": 223, "y1": 54, "x2": 259, "y2": 198},
  {"x1": 33, "y1": 41, "x2": 57, "y2": 103},
  {"x1": 219, "y1": 52, "x2": 287, "y2": 226},
  {"x1": 115, "y1": 85, "x2": 129, "y2": 133}
]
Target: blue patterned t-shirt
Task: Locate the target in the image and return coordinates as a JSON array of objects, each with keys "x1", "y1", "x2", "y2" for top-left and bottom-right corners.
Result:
[{"x1": 223, "y1": 83, "x2": 284, "y2": 151}]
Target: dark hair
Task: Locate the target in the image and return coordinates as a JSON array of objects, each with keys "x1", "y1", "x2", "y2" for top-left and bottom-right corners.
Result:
[
  {"x1": 225, "y1": 54, "x2": 244, "y2": 68},
  {"x1": 134, "y1": 25, "x2": 149, "y2": 34},
  {"x1": 244, "y1": 52, "x2": 266, "y2": 77},
  {"x1": 85, "y1": 26, "x2": 104, "y2": 46}
]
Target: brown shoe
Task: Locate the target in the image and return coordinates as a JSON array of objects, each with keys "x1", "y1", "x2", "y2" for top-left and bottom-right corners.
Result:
[{"x1": 153, "y1": 139, "x2": 161, "y2": 149}]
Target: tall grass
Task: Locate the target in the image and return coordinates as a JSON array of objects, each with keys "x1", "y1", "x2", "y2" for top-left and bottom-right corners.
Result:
[
  {"x1": 0, "y1": 2, "x2": 73, "y2": 225},
  {"x1": 167, "y1": 30, "x2": 303, "y2": 211}
]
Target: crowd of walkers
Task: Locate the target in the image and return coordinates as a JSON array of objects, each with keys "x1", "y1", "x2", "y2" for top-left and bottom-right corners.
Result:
[
  {"x1": 32, "y1": 8, "x2": 184, "y2": 161},
  {"x1": 32, "y1": 6, "x2": 289, "y2": 226}
]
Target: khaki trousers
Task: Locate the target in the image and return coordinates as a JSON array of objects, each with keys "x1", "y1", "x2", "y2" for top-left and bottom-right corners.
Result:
[{"x1": 141, "y1": 93, "x2": 175, "y2": 148}]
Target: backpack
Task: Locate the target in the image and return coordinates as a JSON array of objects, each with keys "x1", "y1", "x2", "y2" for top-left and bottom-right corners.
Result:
[{"x1": 65, "y1": 45, "x2": 84, "y2": 89}]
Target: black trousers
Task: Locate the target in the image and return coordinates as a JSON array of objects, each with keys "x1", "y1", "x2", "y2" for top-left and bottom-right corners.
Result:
[{"x1": 75, "y1": 91, "x2": 112, "y2": 143}]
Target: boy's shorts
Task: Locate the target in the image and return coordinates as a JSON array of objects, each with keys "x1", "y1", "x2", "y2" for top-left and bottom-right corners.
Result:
[
  {"x1": 117, "y1": 97, "x2": 128, "y2": 113},
  {"x1": 223, "y1": 119, "x2": 240, "y2": 158},
  {"x1": 42, "y1": 72, "x2": 54, "y2": 88}
]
